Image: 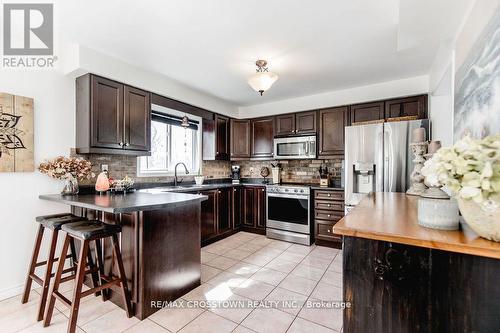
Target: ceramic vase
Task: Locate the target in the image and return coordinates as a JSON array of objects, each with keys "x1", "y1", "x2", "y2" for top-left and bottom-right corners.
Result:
[{"x1": 458, "y1": 198, "x2": 500, "y2": 242}]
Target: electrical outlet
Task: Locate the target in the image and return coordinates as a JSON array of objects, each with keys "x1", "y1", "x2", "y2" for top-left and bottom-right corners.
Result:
[
  {"x1": 249, "y1": 167, "x2": 254, "y2": 174},
  {"x1": 101, "y1": 164, "x2": 109, "y2": 172}
]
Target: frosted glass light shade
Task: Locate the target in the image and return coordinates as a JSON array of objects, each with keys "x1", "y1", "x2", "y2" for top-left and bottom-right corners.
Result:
[{"x1": 247, "y1": 71, "x2": 278, "y2": 95}]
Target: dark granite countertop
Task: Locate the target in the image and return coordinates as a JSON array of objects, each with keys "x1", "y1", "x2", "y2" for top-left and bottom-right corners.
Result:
[{"x1": 39, "y1": 192, "x2": 208, "y2": 214}]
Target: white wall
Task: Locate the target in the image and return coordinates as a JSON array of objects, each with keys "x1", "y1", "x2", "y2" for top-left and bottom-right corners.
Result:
[
  {"x1": 238, "y1": 75, "x2": 429, "y2": 118},
  {"x1": 0, "y1": 70, "x2": 75, "y2": 300},
  {"x1": 427, "y1": 0, "x2": 499, "y2": 145}
]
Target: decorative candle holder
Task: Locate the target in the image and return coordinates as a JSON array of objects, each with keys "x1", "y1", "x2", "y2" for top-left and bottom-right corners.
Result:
[{"x1": 406, "y1": 142, "x2": 428, "y2": 196}]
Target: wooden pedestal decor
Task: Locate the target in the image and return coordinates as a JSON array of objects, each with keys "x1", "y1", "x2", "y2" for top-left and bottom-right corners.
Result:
[{"x1": 0, "y1": 92, "x2": 34, "y2": 172}]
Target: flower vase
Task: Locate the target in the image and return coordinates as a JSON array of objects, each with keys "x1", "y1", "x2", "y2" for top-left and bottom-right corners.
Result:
[
  {"x1": 61, "y1": 175, "x2": 79, "y2": 195},
  {"x1": 458, "y1": 198, "x2": 500, "y2": 242}
]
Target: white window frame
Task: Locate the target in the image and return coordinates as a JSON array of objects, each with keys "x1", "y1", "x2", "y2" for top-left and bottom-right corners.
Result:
[{"x1": 137, "y1": 104, "x2": 203, "y2": 177}]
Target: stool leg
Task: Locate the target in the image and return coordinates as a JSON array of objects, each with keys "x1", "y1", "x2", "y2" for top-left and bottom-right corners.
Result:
[
  {"x1": 111, "y1": 234, "x2": 132, "y2": 317},
  {"x1": 94, "y1": 239, "x2": 107, "y2": 301},
  {"x1": 69, "y1": 238, "x2": 78, "y2": 273},
  {"x1": 68, "y1": 239, "x2": 89, "y2": 333},
  {"x1": 36, "y1": 229, "x2": 59, "y2": 321},
  {"x1": 43, "y1": 234, "x2": 71, "y2": 328},
  {"x1": 22, "y1": 224, "x2": 44, "y2": 304},
  {"x1": 86, "y1": 243, "x2": 101, "y2": 297}
]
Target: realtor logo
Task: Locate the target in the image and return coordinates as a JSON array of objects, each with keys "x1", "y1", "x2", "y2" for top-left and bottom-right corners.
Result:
[{"x1": 3, "y1": 3, "x2": 53, "y2": 55}]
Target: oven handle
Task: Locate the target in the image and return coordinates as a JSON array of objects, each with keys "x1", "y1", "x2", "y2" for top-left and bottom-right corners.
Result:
[{"x1": 267, "y1": 193, "x2": 310, "y2": 200}]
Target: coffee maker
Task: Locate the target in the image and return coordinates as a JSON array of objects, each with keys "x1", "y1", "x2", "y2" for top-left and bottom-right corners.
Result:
[{"x1": 231, "y1": 165, "x2": 241, "y2": 184}]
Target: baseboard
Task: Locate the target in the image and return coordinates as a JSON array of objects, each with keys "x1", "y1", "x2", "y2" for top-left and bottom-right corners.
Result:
[{"x1": 0, "y1": 283, "x2": 26, "y2": 301}]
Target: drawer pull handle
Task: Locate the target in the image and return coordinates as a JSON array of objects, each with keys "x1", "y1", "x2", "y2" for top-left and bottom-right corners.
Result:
[
  {"x1": 328, "y1": 214, "x2": 331, "y2": 217},
  {"x1": 328, "y1": 194, "x2": 331, "y2": 197},
  {"x1": 328, "y1": 204, "x2": 331, "y2": 207},
  {"x1": 327, "y1": 229, "x2": 331, "y2": 233}
]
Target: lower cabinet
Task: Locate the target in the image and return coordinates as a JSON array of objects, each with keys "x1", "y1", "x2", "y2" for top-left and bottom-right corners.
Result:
[
  {"x1": 195, "y1": 188, "x2": 233, "y2": 246},
  {"x1": 232, "y1": 187, "x2": 243, "y2": 229},
  {"x1": 242, "y1": 186, "x2": 266, "y2": 233},
  {"x1": 314, "y1": 189, "x2": 344, "y2": 248}
]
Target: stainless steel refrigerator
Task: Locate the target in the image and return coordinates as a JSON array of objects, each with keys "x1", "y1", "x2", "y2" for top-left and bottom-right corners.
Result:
[{"x1": 344, "y1": 119, "x2": 430, "y2": 213}]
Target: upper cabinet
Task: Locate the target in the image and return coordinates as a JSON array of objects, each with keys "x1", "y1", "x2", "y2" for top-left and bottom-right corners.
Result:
[
  {"x1": 275, "y1": 111, "x2": 317, "y2": 136},
  {"x1": 384, "y1": 95, "x2": 427, "y2": 120},
  {"x1": 203, "y1": 114, "x2": 230, "y2": 160},
  {"x1": 349, "y1": 101, "x2": 384, "y2": 124},
  {"x1": 230, "y1": 117, "x2": 274, "y2": 160},
  {"x1": 76, "y1": 74, "x2": 151, "y2": 155},
  {"x1": 251, "y1": 117, "x2": 274, "y2": 159},
  {"x1": 318, "y1": 107, "x2": 347, "y2": 157},
  {"x1": 230, "y1": 119, "x2": 251, "y2": 159}
]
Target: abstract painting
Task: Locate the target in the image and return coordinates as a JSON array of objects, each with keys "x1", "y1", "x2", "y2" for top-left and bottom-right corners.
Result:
[
  {"x1": 0, "y1": 92, "x2": 34, "y2": 172},
  {"x1": 454, "y1": 7, "x2": 500, "y2": 140}
]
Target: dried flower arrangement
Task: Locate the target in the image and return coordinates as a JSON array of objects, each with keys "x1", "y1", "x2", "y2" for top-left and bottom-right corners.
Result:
[{"x1": 38, "y1": 156, "x2": 95, "y2": 180}]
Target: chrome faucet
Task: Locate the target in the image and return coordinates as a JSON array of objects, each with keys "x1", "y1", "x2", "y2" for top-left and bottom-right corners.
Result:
[{"x1": 174, "y1": 162, "x2": 189, "y2": 186}]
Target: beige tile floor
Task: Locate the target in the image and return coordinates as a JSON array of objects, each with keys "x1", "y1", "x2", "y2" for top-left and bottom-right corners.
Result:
[{"x1": 0, "y1": 232, "x2": 344, "y2": 333}]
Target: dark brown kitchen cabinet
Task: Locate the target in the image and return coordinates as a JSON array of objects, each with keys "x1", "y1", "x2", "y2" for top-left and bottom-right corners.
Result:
[
  {"x1": 242, "y1": 186, "x2": 266, "y2": 233},
  {"x1": 385, "y1": 95, "x2": 427, "y2": 120},
  {"x1": 230, "y1": 119, "x2": 251, "y2": 159},
  {"x1": 203, "y1": 114, "x2": 230, "y2": 160},
  {"x1": 200, "y1": 190, "x2": 218, "y2": 242},
  {"x1": 76, "y1": 74, "x2": 151, "y2": 155},
  {"x1": 318, "y1": 107, "x2": 347, "y2": 156},
  {"x1": 314, "y1": 189, "x2": 344, "y2": 248},
  {"x1": 275, "y1": 111, "x2": 316, "y2": 136},
  {"x1": 275, "y1": 114, "x2": 295, "y2": 136},
  {"x1": 295, "y1": 111, "x2": 317, "y2": 134},
  {"x1": 232, "y1": 187, "x2": 243, "y2": 229},
  {"x1": 251, "y1": 117, "x2": 274, "y2": 158},
  {"x1": 217, "y1": 188, "x2": 232, "y2": 235},
  {"x1": 349, "y1": 101, "x2": 384, "y2": 124}
]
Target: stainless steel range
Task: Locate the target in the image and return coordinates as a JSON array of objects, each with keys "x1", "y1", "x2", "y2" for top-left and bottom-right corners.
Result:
[{"x1": 266, "y1": 184, "x2": 312, "y2": 245}]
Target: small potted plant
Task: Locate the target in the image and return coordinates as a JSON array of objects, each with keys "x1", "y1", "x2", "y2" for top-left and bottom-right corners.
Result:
[
  {"x1": 194, "y1": 170, "x2": 204, "y2": 186},
  {"x1": 39, "y1": 156, "x2": 95, "y2": 195},
  {"x1": 421, "y1": 134, "x2": 500, "y2": 241}
]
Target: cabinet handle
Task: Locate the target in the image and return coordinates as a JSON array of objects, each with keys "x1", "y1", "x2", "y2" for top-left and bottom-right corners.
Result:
[
  {"x1": 328, "y1": 204, "x2": 331, "y2": 207},
  {"x1": 328, "y1": 214, "x2": 331, "y2": 217},
  {"x1": 328, "y1": 194, "x2": 331, "y2": 197},
  {"x1": 218, "y1": 190, "x2": 221, "y2": 194},
  {"x1": 261, "y1": 189, "x2": 265, "y2": 192},
  {"x1": 234, "y1": 189, "x2": 236, "y2": 192},
  {"x1": 319, "y1": 150, "x2": 322, "y2": 153},
  {"x1": 327, "y1": 229, "x2": 331, "y2": 233},
  {"x1": 124, "y1": 142, "x2": 130, "y2": 147},
  {"x1": 119, "y1": 142, "x2": 124, "y2": 147}
]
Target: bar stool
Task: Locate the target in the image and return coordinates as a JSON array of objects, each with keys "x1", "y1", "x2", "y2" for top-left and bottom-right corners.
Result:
[
  {"x1": 43, "y1": 220, "x2": 132, "y2": 333},
  {"x1": 22, "y1": 213, "x2": 91, "y2": 321}
]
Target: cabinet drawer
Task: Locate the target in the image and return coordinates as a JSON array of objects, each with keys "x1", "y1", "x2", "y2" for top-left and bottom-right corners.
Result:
[
  {"x1": 315, "y1": 191, "x2": 344, "y2": 201},
  {"x1": 314, "y1": 200, "x2": 344, "y2": 212},
  {"x1": 315, "y1": 210, "x2": 343, "y2": 221},
  {"x1": 316, "y1": 222, "x2": 342, "y2": 240}
]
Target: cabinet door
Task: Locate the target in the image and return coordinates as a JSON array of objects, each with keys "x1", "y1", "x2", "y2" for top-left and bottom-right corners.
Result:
[
  {"x1": 230, "y1": 119, "x2": 251, "y2": 159},
  {"x1": 251, "y1": 117, "x2": 274, "y2": 158},
  {"x1": 215, "y1": 115, "x2": 230, "y2": 160},
  {"x1": 243, "y1": 187, "x2": 255, "y2": 227},
  {"x1": 296, "y1": 111, "x2": 317, "y2": 134},
  {"x1": 349, "y1": 101, "x2": 384, "y2": 124},
  {"x1": 385, "y1": 95, "x2": 427, "y2": 120},
  {"x1": 123, "y1": 86, "x2": 151, "y2": 151},
  {"x1": 275, "y1": 114, "x2": 295, "y2": 136},
  {"x1": 319, "y1": 107, "x2": 347, "y2": 156},
  {"x1": 200, "y1": 190, "x2": 217, "y2": 241},
  {"x1": 232, "y1": 187, "x2": 243, "y2": 229},
  {"x1": 217, "y1": 188, "x2": 232, "y2": 234},
  {"x1": 255, "y1": 187, "x2": 266, "y2": 229},
  {"x1": 91, "y1": 76, "x2": 124, "y2": 149}
]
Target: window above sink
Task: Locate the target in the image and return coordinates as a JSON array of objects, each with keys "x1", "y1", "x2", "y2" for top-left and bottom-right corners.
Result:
[{"x1": 137, "y1": 105, "x2": 202, "y2": 177}]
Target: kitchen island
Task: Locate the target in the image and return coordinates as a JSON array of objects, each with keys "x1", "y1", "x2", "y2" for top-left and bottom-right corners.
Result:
[
  {"x1": 39, "y1": 191, "x2": 207, "y2": 319},
  {"x1": 334, "y1": 192, "x2": 500, "y2": 333}
]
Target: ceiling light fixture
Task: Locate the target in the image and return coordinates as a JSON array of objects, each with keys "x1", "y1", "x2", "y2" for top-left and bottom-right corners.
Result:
[{"x1": 247, "y1": 60, "x2": 278, "y2": 96}]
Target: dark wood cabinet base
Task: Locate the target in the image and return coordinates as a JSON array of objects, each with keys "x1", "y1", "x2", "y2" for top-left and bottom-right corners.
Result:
[
  {"x1": 343, "y1": 236, "x2": 500, "y2": 333},
  {"x1": 72, "y1": 202, "x2": 201, "y2": 320}
]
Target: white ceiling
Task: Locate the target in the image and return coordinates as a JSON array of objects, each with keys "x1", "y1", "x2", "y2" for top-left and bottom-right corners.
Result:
[{"x1": 57, "y1": 0, "x2": 473, "y2": 106}]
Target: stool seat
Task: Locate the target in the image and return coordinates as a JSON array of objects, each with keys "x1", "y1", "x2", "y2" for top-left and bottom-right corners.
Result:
[
  {"x1": 62, "y1": 220, "x2": 121, "y2": 240},
  {"x1": 36, "y1": 213, "x2": 86, "y2": 230}
]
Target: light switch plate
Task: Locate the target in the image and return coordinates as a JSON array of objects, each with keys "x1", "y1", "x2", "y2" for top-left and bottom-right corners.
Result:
[{"x1": 101, "y1": 164, "x2": 109, "y2": 172}]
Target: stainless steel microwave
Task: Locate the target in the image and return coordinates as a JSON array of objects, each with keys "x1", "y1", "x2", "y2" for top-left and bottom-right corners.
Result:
[{"x1": 273, "y1": 135, "x2": 317, "y2": 160}]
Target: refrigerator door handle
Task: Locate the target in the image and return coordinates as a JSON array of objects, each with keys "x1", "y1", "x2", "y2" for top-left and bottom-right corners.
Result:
[{"x1": 383, "y1": 129, "x2": 390, "y2": 192}]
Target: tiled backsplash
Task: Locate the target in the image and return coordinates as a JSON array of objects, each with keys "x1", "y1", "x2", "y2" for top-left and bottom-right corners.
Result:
[
  {"x1": 72, "y1": 149, "x2": 342, "y2": 185},
  {"x1": 235, "y1": 159, "x2": 343, "y2": 184}
]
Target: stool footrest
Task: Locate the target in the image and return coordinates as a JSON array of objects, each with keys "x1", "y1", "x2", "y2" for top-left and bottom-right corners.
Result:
[
  {"x1": 53, "y1": 291, "x2": 71, "y2": 307},
  {"x1": 35, "y1": 254, "x2": 72, "y2": 268},
  {"x1": 80, "y1": 279, "x2": 121, "y2": 298}
]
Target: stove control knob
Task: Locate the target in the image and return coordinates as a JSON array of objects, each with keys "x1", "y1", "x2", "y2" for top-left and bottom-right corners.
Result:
[
  {"x1": 294, "y1": 189, "x2": 298, "y2": 193},
  {"x1": 285, "y1": 189, "x2": 289, "y2": 192},
  {"x1": 300, "y1": 189, "x2": 304, "y2": 193}
]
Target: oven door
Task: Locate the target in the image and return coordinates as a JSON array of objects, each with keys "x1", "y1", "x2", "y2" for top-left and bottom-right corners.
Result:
[{"x1": 266, "y1": 193, "x2": 310, "y2": 234}]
